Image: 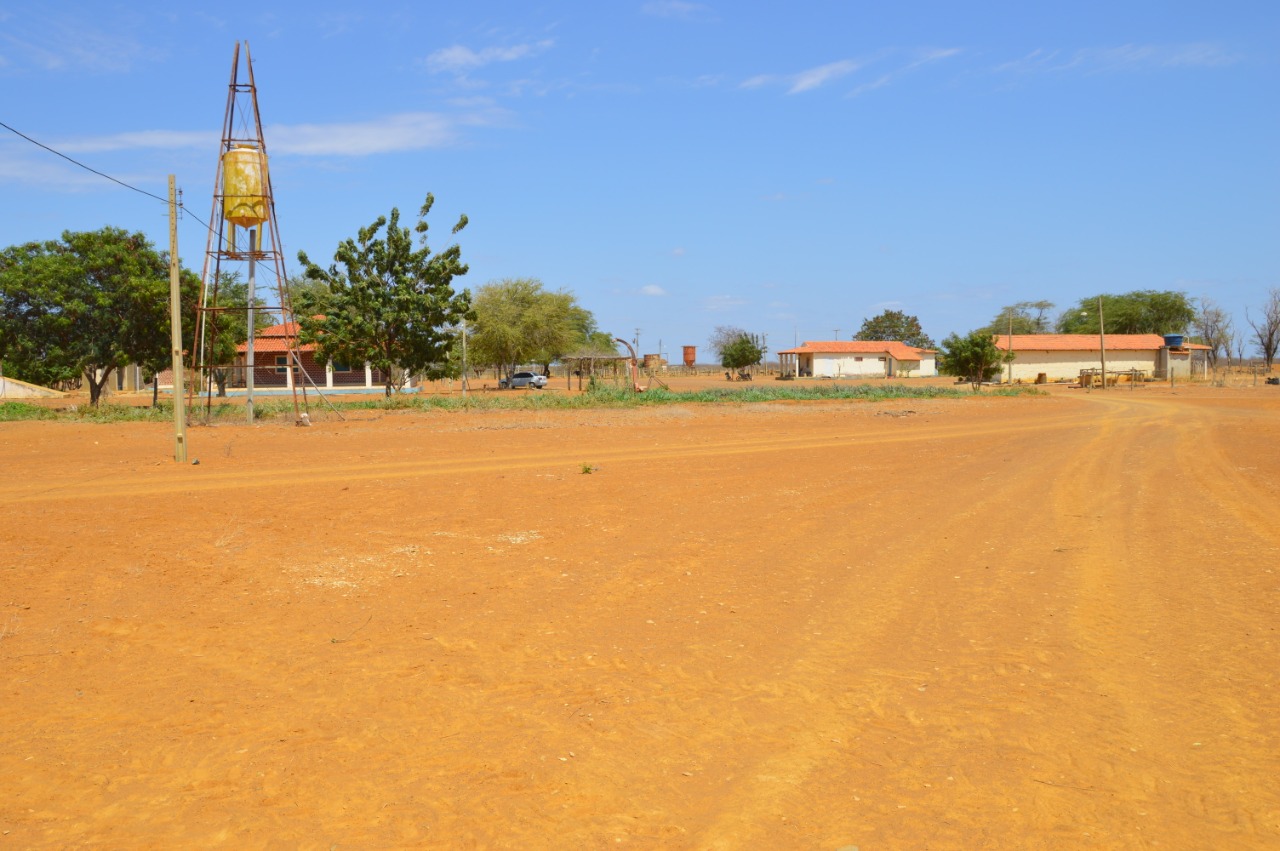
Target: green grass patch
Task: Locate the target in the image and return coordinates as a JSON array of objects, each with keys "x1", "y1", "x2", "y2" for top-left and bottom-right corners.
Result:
[{"x1": 0, "y1": 401, "x2": 60, "y2": 421}]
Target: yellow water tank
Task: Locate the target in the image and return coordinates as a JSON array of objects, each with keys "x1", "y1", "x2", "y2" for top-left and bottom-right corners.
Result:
[{"x1": 222, "y1": 145, "x2": 267, "y2": 227}]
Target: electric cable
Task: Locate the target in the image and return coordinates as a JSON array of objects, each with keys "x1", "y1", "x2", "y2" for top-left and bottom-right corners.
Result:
[{"x1": 0, "y1": 119, "x2": 171, "y2": 204}]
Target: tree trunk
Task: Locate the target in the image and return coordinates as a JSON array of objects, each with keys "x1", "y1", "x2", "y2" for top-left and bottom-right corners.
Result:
[
  {"x1": 86, "y1": 367, "x2": 113, "y2": 406},
  {"x1": 152, "y1": 375, "x2": 159, "y2": 408}
]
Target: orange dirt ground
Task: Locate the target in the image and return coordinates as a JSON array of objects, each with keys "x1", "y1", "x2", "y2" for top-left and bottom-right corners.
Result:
[{"x1": 2, "y1": 380, "x2": 1278, "y2": 849}]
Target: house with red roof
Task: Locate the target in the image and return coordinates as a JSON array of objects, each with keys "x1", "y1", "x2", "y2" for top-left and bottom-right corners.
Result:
[
  {"x1": 992, "y1": 334, "x2": 1209, "y2": 383},
  {"x1": 234, "y1": 322, "x2": 388, "y2": 390},
  {"x1": 777, "y1": 340, "x2": 937, "y2": 379}
]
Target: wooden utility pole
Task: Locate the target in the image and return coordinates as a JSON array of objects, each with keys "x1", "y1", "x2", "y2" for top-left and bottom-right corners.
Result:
[
  {"x1": 1007, "y1": 312, "x2": 1014, "y2": 385},
  {"x1": 1098, "y1": 296, "x2": 1107, "y2": 390},
  {"x1": 168, "y1": 175, "x2": 188, "y2": 462}
]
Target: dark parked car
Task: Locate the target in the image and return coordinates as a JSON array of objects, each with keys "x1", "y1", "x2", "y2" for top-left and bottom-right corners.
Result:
[{"x1": 500, "y1": 371, "x2": 548, "y2": 389}]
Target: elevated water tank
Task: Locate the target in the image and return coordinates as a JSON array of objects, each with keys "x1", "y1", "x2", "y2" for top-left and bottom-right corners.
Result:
[
  {"x1": 1163, "y1": 334, "x2": 1185, "y2": 348},
  {"x1": 682, "y1": 345, "x2": 697, "y2": 368},
  {"x1": 222, "y1": 145, "x2": 267, "y2": 227}
]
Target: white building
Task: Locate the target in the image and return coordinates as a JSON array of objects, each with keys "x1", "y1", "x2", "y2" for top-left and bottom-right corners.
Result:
[
  {"x1": 993, "y1": 334, "x2": 1209, "y2": 382},
  {"x1": 777, "y1": 341, "x2": 937, "y2": 379}
]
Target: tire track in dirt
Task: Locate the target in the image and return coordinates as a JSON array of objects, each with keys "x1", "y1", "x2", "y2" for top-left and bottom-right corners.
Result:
[
  {"x1": 683, "y1": 401, "x2": 1123, "y2": 848},
  {"x1": 0, "y1": 407, "x2": 1092, "y2": 505},
  {"x1": 1047, "y1": 392, "x2": 1280, "y2": 847}
]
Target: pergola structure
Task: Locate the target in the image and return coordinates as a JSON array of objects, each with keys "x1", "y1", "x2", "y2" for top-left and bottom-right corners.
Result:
[{"x1": 559, "y1": 351, "x2": 631, "y2": 391}]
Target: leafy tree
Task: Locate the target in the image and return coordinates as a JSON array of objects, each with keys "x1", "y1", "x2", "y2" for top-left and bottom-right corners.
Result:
[
  {"x1": 284, "y1": 272, "x2": 331, "y2": 316},
  {"x1": 854, "y1": 309, "x2": 936, "y2": 348},
  {"x1": 204, "y1": 271, "x2": 273, "y2": 396},
  {"x1": 581, "y1": 331, "x2": 620, "y2": 355},
  {"x1": 1056, "y1": 291, "x2": 1194, "y2": 335},
  {"x1": 295, "y1": 194, "x2": 471, "y2": 396},
  {"x1": 938, "y1": 331, "x2": 1011, "y2": 390},
  {"x1": 710, "y1": 326, "x2": 764, "y2": 371},
  {"x1": 1246, "y1": 288, "x2": 1280, "y2": 369},
  {"x1": 1193, "y1": 297, "x2": 1234, "y2": 369},
  {"x1": 468, "y1": 278, "x2": 598, "y2": 379},
  {"x1": 0, "y1": 227, "x2": 186, "y2": 405},
  {"x1": 138, "y1": 266, "x2": 201, "y2": 407},
  {"x1": 978, "y1": 301, "x2": 1055, "y2": 336}
]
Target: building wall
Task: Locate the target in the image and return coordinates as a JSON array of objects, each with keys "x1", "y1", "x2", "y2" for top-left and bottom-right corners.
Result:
[
  {"x1": 898, "y1": 355, "x2": 936, "y2": 378},
  {"x1": 1006, "y1": 350, "x2": 1159, "y2": 382},
  {"x1": 813, "y1": 354, "x2": 890, "y2": 378},
  {"x1": 808, "y1": 353, "x2": 936, "y2": 378}
]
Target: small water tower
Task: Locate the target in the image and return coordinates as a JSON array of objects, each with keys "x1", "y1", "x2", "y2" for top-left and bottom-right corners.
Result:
[
  {"x1": 222, "y1": 144, "x2": 267, "y2": 251},
  {"x1": 683, "y1": 345, "x2": 697, "y2": 368}
]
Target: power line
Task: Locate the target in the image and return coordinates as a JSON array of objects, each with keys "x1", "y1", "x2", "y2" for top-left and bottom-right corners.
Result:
[
  {"x1": 1, "y1": 119, "x2": 173, "y2": 205},
  {"x1": 0, "y1": 119, "x2": 223, "y2": 241}
]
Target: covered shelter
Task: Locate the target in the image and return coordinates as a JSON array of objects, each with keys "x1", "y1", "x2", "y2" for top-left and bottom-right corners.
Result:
[
  {"x1": 559, "y1": 349, "x2": 632, "y2": 391},
  {"x1": 777, "y1": 341, "x2": 937, "y2": 379}
]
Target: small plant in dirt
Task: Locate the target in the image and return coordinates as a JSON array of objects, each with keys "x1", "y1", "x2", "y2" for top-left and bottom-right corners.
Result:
[{"x1": 580, "y1": 463, "x2": 597, "y2": 474}]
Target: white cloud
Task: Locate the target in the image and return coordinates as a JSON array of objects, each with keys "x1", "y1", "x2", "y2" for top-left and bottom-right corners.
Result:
[
  {"x1": 271, "y1": 114, "x2": 463, "y2": 155},
  {"x1": 425, "y1": 40, "x2": 554, "y2": 74},
  {"x1": 742, "y1": 58, "x2": 862, "y2": 94},
  {"x1": 789, "y1": 59, "x2": 861, "y2": 93},
  {"x1": 0, "y1": 145, "x2": 157, "y2": 192},
  {"x1": 46, "y1": 110, "x2": 511, "y2": 158},
  {"x1": 996, "y1": 42, "x2": 1238, "y2": 75},
  {"x1": 704, "y1": 295, "x2": 747, "y2": 311},
  {"x1": 640, "y1": 284, "x2": 667, "y2": 296},
  {"x1": 866, "y1": 300, "x2": 905, "y2": 313},
  {"x1": 0, "y1": 17, "x2": 164, "y2": 73},
  {"x1": 55, "y1": 129, "x2": 216, "y2": 154},
  {"x1": 847, "y1": 48, "x2": 961, "y2": 97}
]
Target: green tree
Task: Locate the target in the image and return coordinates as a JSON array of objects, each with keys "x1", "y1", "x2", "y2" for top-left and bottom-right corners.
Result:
[
  {"x1": 138, "y1": 266, "x2": 201, "y2": 407},
  {"x1": 294, "y1": 195, "x2": 471, "y2": 396},
  {"x1": 711, "y1": 327, "x2": 764, "y2": 372},
  {"x1": 0, "y1": 227, "x2": 183, "y2": 405},
  {"x1": 284, "y1": 272, "x2": 331, "y2": 316},
  {"x1": 204, "y1": 271, "x2": 273, "y2": 396},
  {"x1": 468, "y1": 278, "x2": 597, "y2": 380},
  {"x1": 938, "y1": 331, "x2": 1011, "y2": 390},
  {"x1": 1056, "y1": 291, "x2": 1194, "y2": 335},
  {"x1": 978, "y1": 301, "x2": 1055, "y2": 336},
  {"x1": 854, "y1": 309, "x2": 936, "y2": 348}
]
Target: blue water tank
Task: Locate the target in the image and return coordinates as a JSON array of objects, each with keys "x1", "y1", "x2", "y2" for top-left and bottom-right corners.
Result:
[{"x1": 1163, "y1": 334, "x2": 1184, "y2": 348}]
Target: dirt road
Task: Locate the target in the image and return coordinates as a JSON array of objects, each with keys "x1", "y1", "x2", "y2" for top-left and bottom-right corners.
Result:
[{"x1": 2, "y1": 386, "x2": 1277, "y2": 848}]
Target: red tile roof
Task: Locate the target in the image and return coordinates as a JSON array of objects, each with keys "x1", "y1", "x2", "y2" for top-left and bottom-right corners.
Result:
[
  {"x1": 235, "y1": 320, "x2": 316, "y2": 354},
  {"x1": 992, "y1": 334, "x2": 1209, "y2": 352},
  {"x1": 776, "y1": 340, "x2": 935, "y2": 360}
]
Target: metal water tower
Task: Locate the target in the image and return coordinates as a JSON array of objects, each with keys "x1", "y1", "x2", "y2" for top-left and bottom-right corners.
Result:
[{"x1": 194, "y1": 41, "x2": 311, "y2": 424}]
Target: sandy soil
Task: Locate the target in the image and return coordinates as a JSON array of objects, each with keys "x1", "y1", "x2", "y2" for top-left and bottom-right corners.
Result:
[{"x1": 1, "y1": 382, "x2": 1277, "y2": 849}]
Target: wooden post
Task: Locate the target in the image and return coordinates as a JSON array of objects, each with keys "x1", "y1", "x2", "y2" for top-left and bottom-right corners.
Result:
[
  {"x1": 1098, "y1": 296, "x2": 1107, "y2": 391},
  {"x1": 168, "y1": 176, "x2": 188, "y2": 463}
]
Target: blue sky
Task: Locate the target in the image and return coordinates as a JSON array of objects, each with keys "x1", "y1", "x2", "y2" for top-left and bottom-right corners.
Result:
[{"x1": 2, "y1": 1, "x2": 1277, "y2": 358}]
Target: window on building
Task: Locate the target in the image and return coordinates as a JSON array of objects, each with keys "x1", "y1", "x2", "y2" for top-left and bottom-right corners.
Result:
[
  {"x1": 275, "y1": 355, "x2": 289, "y2": 374},
  {"x1": 331, "y1": 360, "x2": 351, "y2": 373}
]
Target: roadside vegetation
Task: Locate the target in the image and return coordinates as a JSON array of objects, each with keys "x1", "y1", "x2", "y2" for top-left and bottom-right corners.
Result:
[{"x1": 0, "y1": 383, "x2": 1041, "y2": 424}]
